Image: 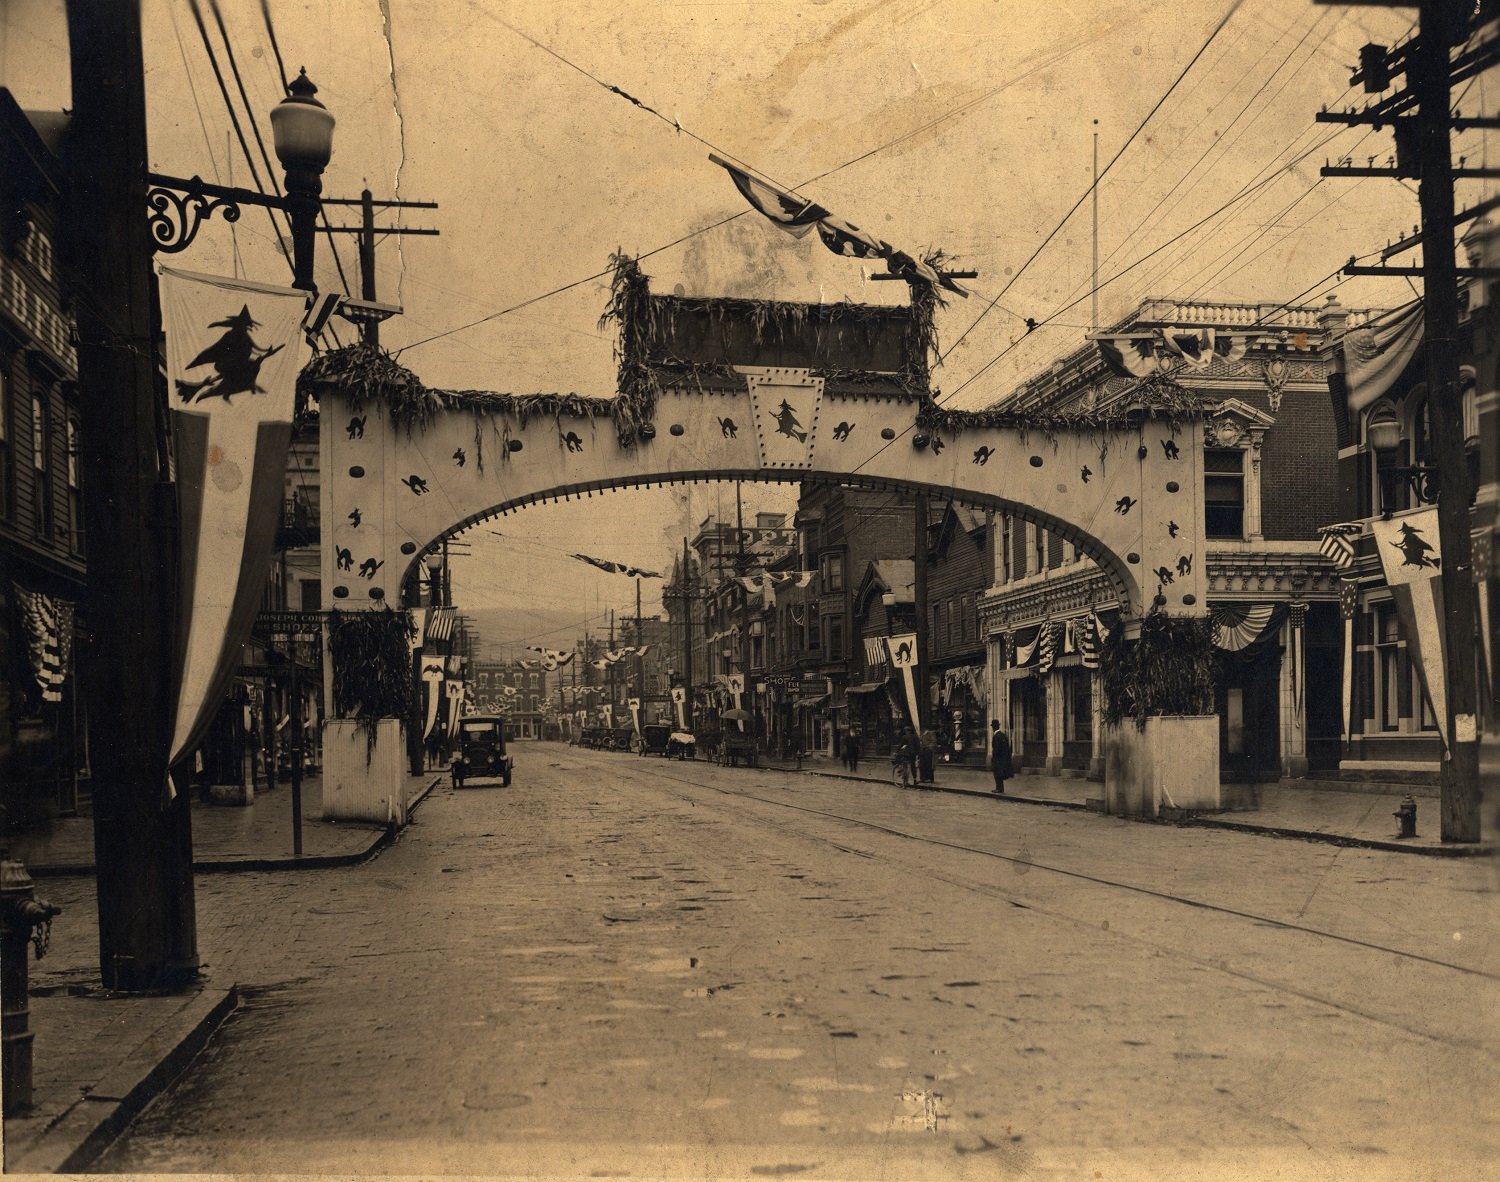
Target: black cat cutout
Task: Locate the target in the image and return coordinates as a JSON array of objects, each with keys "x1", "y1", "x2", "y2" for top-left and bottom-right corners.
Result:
[
  {"x1": 402, "y1": 474, "x2": 430, "y2": 495},
  {"x1": 972, "y1": 446, "x2": 994, "y2": 466},
  {"x1": 718, "y1": 417, "x2": 738, "y2": 438},
  {"x1": 358, "y1": 557, "x2": 384, "y2": 580},
  {"x1": 1114, "y1": 496, "x2": 1136, "y2": 514},
  {"x1": 335, "y1": 546, "x2": 353, "y2": 571},
  {"x1": 346, "y1": 415, "x2": 366, "y2": 440},
  {"x1": 1161, "y1": 438, "x2": 1180, "y2": 460},
  {"x1": 562, "y1": 431, "x2": 584, "y2": 452},
  {"x1": 831, "y1": 422, "x2": 855, "y2": 441}
]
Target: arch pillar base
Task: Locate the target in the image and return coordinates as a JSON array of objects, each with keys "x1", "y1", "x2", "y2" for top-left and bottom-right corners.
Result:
[
  {"x1": 322, "y1": 718, "x2": 410, "y2": 825},
  {"x1": 1103, "y1": 715, "x2": 1220, "y2": 819}
]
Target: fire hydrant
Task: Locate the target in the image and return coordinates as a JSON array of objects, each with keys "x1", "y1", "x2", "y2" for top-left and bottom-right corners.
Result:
[
  {"x1": 2, "y1": 856, "x2": 60, "y2": 1116},
  {"x1": 1393, "y1": 794, "x2": 1418, "y2": 839}
]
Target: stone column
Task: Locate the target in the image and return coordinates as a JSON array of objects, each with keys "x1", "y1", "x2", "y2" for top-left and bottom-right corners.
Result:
[
  {"x1": 1281, "y1": 603, "x2": 1309, "y2": 778},
  {"x1": 1089, "y1": 669, "x2": 1105, "y2": 781},
  {"x1": 1045, "y1": 667, "x2": 1065, "y2": 775}
]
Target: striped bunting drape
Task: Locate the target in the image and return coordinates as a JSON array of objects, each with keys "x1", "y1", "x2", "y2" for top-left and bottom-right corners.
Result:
[
  {"x1": 1318, "y1": 522, "x2": 1363, "y2": 570},
  {"x1": 1210, "y1": 604, "x2": 1278, "y2": 651},
  {"x1": 14, "y1": 584, "x2": 74, "y2": 703}
]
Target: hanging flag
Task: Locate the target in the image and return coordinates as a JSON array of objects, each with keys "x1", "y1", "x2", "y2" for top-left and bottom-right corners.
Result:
[
  {"x1": 1371, "y1": 509, "x2": 1451, "y2": 745},
  {"x1": 711, "y1": 154, "x2": 968, "y2": 298},
  {"x1": 1318, "y1": 522, "x2": 1364, "y2": 570},
  {"x1": 420, "y1": 656, "x2": 444, "y2": 740},
  {"x1": 1344, "y1": 301, "x2": 1424, "y2": 412},
  {"x1": 160, "y1": 266, "x2": 310, "y2": 788},
  {"x1": 571, "y1": 553, "x2": 662, "y2": 578},
  {"x1": 425, "y1": 607, "x2": 455, "y2": 642}
]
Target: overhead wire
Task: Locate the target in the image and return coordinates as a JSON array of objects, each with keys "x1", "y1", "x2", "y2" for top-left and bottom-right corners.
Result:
[
  {"x1": 933, "y1": 0, "x2": 1248, "y2": 369},
  {"x1": 401, "y1": 2, "x2": 1142, "y2": 356}
]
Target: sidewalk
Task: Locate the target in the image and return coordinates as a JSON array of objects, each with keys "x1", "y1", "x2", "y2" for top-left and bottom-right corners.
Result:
[
  {"x1": 2, "y1": 771, "x2": 442, "y2": 1173},
  {"x1": 762, "y1": 754, "x2": 1492, "y2": 857},
  {"x1": 10, "y1": 771, "x2": 444, "y2": 875}
]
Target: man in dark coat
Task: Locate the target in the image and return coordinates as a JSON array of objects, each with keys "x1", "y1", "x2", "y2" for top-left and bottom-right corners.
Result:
[{"x1": 989, "y1": 719, "x2": 1013, "y2": 794}]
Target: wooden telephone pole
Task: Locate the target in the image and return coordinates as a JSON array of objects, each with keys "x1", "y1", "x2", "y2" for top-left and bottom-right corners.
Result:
[
  {"x1": 320, "y1": 190, "x2": 438, "y2": 346},
  {"x1": 1317, "y1": 0, "x2": 1499, "y2": 840},
  {"x1": 64, "y1": 0, "x2": 197, "y2": 990}
]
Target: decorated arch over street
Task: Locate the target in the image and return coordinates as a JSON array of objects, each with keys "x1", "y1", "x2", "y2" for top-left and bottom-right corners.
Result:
[{"x1": 302, "y1": 257, "x2": 1218, "y2": 821}]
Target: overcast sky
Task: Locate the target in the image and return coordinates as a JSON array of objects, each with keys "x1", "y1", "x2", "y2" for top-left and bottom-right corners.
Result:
[{"x1": 6, "y1": 0, "x2": 1485, "y2": 649}]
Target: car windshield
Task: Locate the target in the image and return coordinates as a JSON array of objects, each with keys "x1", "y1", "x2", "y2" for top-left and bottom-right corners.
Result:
[{"x1": 461, "y1": 723, "x2": 500, "y2": 741}]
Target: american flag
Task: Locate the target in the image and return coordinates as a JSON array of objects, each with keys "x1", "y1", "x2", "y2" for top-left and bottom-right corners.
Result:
[
  {"x1": 1318, "y1": 522, "x2": 1363, "y2": 570},
  {"x1": 424, "y1": 607, "x2": 455, "y2": 642}
]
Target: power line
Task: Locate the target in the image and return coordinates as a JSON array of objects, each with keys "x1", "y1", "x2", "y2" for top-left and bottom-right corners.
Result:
[
  {"x1": 933, "y1": 0, "x2": 1248, "y2": 368},
  {"x1": 401, "y1": 4, "x2": 1135, "y2": 357},
  {"x1": 257, "y1": 0, "x2": 291, "y2": 93}
]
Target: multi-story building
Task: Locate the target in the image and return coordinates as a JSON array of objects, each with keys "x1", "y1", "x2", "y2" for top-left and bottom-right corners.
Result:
[
  {"x1": 0, "y1": 91, "x2": 87, "y2": 828},
  {"x1": 982, "y1": 295, "x2": 1370, "y2": 785},
  {"x1": 470, "y1": 658, "x2": 550, "y2": 739},
  {"x1": 924, "y1": 503, "x2": 993, "y2": 767},
  {"x1": 1319, "y1": 220, "x2": 1495, "y2": 782}
]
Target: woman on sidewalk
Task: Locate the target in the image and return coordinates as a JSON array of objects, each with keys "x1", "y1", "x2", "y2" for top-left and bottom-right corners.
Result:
[{"x1": 989, "y1": 719, "x2": 1013, "y2": 794}]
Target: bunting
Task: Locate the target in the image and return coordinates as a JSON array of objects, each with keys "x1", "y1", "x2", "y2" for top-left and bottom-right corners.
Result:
[
  {"x1": 572, "y1": 553, "x2": 662, "y2": 578},
  {"x1": 1344, "y1": 301, "x2": 1424, "y2": 412},
  {"x1": 1318, "y1": 522, "x2": 1364, "y2": 570},
  {"x1": 712, "y1": 155, "x2": 968, "y2": 298},
  {"x1": 1210, "y1": 604, "x2": 1279, "y2": 652},
  {"x1": 1097, "y1": 329, "x2": 1261, "y2": 378},
  {"x1": 14, "y1": 585, "x2": 74, "y2": 703}
]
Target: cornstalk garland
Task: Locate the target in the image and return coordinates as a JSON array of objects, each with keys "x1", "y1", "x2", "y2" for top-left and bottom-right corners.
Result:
[
  {"x1": 1098, "y1": 612, "x2": 1215, "y2": 730},
  {"x1": 328, "y1": 609, "x2": 417, "y2": 756}
]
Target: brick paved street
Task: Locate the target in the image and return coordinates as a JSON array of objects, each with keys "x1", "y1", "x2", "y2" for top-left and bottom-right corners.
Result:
[{"x1": 43, "y1": 743, "x2": 1497, "y2": 1179}]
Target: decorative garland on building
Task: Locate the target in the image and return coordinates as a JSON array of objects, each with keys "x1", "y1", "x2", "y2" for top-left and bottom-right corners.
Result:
[
  {"x1": 1098, "y1": 612, "x2": 1215, "y2": 730},
  {"x1": 328, "y1": 609, "x2": 417, "y2": 754},
  {"x1": 916, "y1": 371, "x2": 1207, "y2": 443}
]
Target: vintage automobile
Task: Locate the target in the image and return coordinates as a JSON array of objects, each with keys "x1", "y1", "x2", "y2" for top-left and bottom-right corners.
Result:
[
  {"x1": 608, "y1": 726, "x2": 636, "y2": 752},
  {"x1": 451, "y1": 716, "x2": 513, "y2": 787},
  {"x1": 639, "y1": 724, "x2": 696, "y2": 760}
]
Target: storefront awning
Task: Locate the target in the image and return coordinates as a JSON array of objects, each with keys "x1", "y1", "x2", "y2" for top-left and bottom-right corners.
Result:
[
  {"x1": 997, "y1": 667, "x2": 1033, "y2": 681},
  {"x1": 794, "y1": 693, "x2": 828, "y2": 707},
  {"x1": 846, "y1": 681, "x2": 889, "y2": 695}
]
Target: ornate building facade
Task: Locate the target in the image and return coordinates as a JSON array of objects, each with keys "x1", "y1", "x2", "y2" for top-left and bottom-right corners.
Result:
[{"x1": 982, "y1": 295, "x2": 1373, "y2": 785}]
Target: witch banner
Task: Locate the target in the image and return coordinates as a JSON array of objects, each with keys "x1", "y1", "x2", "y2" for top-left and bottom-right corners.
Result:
[
  {"x1": 161, "y1": 267, "x2": 309, "y2": 786},
  {"x1": 1372, "y1": 509, "x2": 1449, "y2": 744}
]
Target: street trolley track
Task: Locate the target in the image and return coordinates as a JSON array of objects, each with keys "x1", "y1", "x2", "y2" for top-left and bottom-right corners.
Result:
[
  {"x1": 554, "y1": 757, "x2": 1500, "y2": 1056},
  {"x1": 586, "y1": 755, "x2": 1496, "y2": 984}
]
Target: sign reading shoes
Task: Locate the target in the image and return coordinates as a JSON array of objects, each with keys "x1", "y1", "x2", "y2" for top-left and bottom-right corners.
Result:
[{"x1": 738, "y1": 367, "x2": 824, "y2": 469}]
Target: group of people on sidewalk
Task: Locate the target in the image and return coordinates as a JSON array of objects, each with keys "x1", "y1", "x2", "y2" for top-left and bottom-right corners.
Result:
[{"x1": 856, "y1": 720, "x2": 1014, "y2": 794}]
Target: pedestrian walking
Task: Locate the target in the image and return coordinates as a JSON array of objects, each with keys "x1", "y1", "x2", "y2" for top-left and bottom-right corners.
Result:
[
  {"x1": 989, "y1": 719, "x2": 1013, "y2": 794},
  {"x1": 898, "y1": 725, "x2": 919, "y2": 788},
  {"x1": 844, "y1": 729, "x2": 861, "y2": 773}
]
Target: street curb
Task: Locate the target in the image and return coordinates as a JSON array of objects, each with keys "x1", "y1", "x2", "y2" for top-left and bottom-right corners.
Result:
[
  {"x1": 1177, "y1": 816, "x2": 1494, "y2": 857},
  {"x1": 759, "y1": 763, "x2": 1491, "y2": 857},
  {"x1": 27, "y1": 776, "x2": 444, "y2": 878},
  {"x1": 6, "y1": 983, "x2": 239, "y2": 1174}
]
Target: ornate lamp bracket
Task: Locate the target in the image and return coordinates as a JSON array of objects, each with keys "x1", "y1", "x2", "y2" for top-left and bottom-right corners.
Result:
[{"x1": 145, "y1": 172, "x2": 284, "y2": 255}]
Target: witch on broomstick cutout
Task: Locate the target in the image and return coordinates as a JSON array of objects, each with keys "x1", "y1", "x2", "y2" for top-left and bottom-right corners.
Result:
[{"x1": 175, "y1": 305, "x2": 285, "y2": 405}]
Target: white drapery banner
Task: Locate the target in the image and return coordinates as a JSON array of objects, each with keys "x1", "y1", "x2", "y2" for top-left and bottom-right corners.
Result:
[
  {"x1": 420, "y1": 656, "x2": 444, "y2": 740},
  {"x1": 161, "y1": 267, "x2": 309, "y2": 793},
  {"x1": 887, "y1": 632, "x2": 920, "y2": 724},
  {"x1": 1372, "y1": 508, "x2": 1450, "y2": 745}
]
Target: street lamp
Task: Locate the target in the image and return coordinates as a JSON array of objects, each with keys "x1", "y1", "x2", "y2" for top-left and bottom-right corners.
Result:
[
  {"x1": 270, "y1": 69, "x2": 335, "y2": 292},
  {"x1": 146, "y1": 69, "x2": 335, "y2": 292},
  {"x1": 1367, "y1": 405, "x2": 1438, "y2": 519}
]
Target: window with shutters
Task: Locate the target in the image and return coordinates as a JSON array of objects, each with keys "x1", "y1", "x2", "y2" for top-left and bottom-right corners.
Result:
[
  {"x1": 31, "y1": 391, "x2": 52, "y2": 540},
  {"x1": 1204, "y1": 449, "x2": 1245, "y2": 539}
]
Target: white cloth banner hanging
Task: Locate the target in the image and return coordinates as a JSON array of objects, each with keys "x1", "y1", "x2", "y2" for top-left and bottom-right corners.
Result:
[
  {"x1": 887, "y1": 632, "x2": 919, "y2": 724},
  {"x1": 420, "y1": 656, "x2": 444, "y2": 740},
  {"x1": 160, "y1": 266, "x2": 309, "y2": 792},
  {"x1": 1372, "y1": 509, "x2": 1450, "y2": 745}
]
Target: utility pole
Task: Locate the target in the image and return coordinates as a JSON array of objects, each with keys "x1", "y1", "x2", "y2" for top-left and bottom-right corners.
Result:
[
  {"x1": 683, "y1": 536, "x2": 695, "y2": 733},
  {"x1": 320, "y1": 190, "x2": 437, "y2": 347},
  {"x1": 635, "y1": 576, "x2": 644, "y2": 720},
  {"x1": 1316, "y1": 0, "x2": 1498, "y2": 840},
  {"x1": 63, "y1": 0, "x2": 197, "y2": 991},
  {"x1": 912, "y1": 492, "x2": 930, "y2": 743}
]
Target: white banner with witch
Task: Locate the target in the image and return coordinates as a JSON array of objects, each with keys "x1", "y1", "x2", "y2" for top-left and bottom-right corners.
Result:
[
  {"x1": 1372, "y1": 509, "x2": 1451, "y2": 744},
  {"x1": 161, "y1": 267, "x2": 309, "y2": 791}
]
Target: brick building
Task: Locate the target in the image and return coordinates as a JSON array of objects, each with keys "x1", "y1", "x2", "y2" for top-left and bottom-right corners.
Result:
[{"x1": 982, "y1": 295, "x2": 1373, "y2": 785}]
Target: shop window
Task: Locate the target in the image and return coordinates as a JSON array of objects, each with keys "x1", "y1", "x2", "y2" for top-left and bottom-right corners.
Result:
[
  {"x1": 1204, "y1": 449, "x2": 1245, "y2": 539},
  {"x1": 300, "y1": 579, "x2": 321, "y2": 611},
  {"x1": 1064, "y1": 667, "x2": 1092, "y2": 742},
  {"x1": 1374, "y1": 603, "x2": 1401, "y2": 732}
]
